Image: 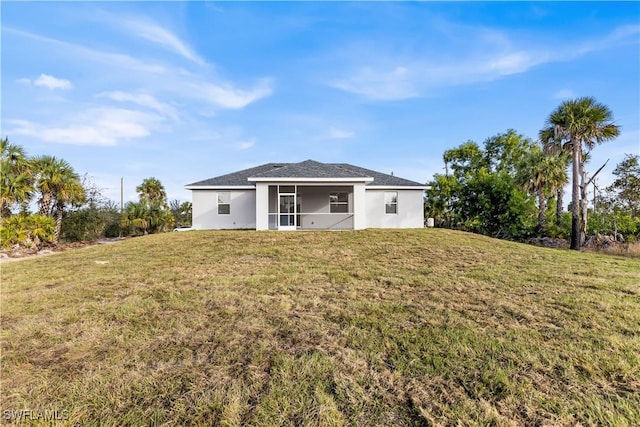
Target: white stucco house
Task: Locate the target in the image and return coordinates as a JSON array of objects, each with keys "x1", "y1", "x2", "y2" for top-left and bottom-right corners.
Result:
[{"x1": 185, "y1": 160, "x2": 426, "y2": 230}]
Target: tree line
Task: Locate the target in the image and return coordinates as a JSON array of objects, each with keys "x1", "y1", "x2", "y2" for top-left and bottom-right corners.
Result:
[
  {"x1": 425, "y1": 97, "x2": 639, "y2": 248},
  {"x1": 3, "y1": 96, "x2": 636, "y2": 251},
  {"x1": 1, "y1": 137, "x2": 191, "y2": 250}
]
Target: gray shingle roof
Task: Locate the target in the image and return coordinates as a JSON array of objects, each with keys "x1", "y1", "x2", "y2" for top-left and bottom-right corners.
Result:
[
  {"x1": 251, "y1": 160, "x2": 370, "y2": 179},
  {"x1": 186, "y1": 160, "x2": 424, "y2": 187},
  {"x1": 186, "y1": 163, "x2": 285, "y2": 186},
  {"x1": 331, "y1": 163, "x2": 424, "y2": 186}
]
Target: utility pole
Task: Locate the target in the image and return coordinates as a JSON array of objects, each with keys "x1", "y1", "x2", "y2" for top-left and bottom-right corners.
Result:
[{"x1": 120, "y1": 177, "x2": 124, "y2": 213}]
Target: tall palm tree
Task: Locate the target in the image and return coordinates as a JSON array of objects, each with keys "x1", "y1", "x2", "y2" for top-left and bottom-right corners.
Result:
[
  {"x1": 33, "y1": 156, "x2": 71, "y2": 216},
  {"x1": 541, "y1": 97, "x2": 619, "y2": 250},
  {"x1": 136, "y1": 177, "x2": 167, "y2": 206},
  {"x1": 33, "y1": 155, "x2": 85, "y2": 242},
  {"x1": 516, "y1": 146, "x2": 568, "y2": 231},
  {"x1": 0, "y1": 138, "x2": 34, "y2": 217}
]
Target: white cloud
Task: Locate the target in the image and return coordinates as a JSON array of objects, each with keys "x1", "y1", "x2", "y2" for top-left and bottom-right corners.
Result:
[
  {"x1": 119, "y1": 17, "x2": 206, "y2": 65},
  {"x1": 237, "y1": 140, "x2": 255, "y2": 150},
  {"x1": 98, "y1": 91, "x2": 178, "y2": 119},
  {"x1": 7, "y1": 108, "x2": 160, "y2": 146},
  {"x1": 329, "y1": 24, "x2": 639, "y2": 101},
  {"x1": 4, "y1": 27, "x2": 167, "y2": 74},
  {"x1": 34, "y1": 73, "x2": 72, "y2": 90},
  {"x1": 331, "y1": 66, "x2": 417, "y2": 101},
  {"x1": 483, "y1": 52, "x2": 541, "y2": 76},
  {"x1": 553, "y1": 89, "x2": 575, "y2": 99},
  {"x1": 327, "y1": 127, "x2": 354, "y2": 139},
  {"x1": 6, "y1": 27, "x2": 273, "y2": 111},
  {"x1": 186, "y1": 78, "x2": 273, "y2": 109},
  {"x1": 16, "y1": 74, "x2": 72, "y2": 89}
]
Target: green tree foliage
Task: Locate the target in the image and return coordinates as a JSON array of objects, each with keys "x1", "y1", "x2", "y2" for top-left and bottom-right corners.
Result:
[
  {"x1": 60, "y1": 177, "x2": 122, "y2": 241},
  {"x1": 1, "y1": 139, "x2": 120, "y2": 246},
  {"x1": 584, "y1": 154, "x2": 640, "y2": 242},
  {"x1": 0, "y1": 214, "x2": 55, "y2": 249},
  {"x1": 121, "y1": 178, "x2": 174, "y2": 236},
  {"x1": 33, "y1": 155, "x2": 86, "y2": 242},
  {"x1": 541, "y1": 97, "x2": 620, "y2": 249},
  {"x1": 607, "y1": 154, "x2": 640, "y2": 216},
  {"x1": 515, "y1": 146, "x2": 568, "y2": 232},
  {"x1": 169, "y1": 199, "x2": 192, "y2": 227},
  {"x1": 0, "y1": 137, "x2": 34, "y2": 218},
  {"x1": 539, "y1": 128, "x2": 572, "y2": 224},
  {"x1": 136, "y1": 177, "x2": 168, "y2": 206},
  {"x1": 426, "y1": 130, "x2": 537, "y2": 240}
]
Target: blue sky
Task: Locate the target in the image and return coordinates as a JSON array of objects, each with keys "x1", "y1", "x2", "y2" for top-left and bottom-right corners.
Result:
[{"x1": 2, "y1": 1, "x2": 639, "y2": 204}]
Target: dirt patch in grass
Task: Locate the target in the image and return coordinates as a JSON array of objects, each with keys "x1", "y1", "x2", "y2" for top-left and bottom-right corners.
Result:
[{"x1": 2, "y1": 229, "x2": 639, "y2": 425}]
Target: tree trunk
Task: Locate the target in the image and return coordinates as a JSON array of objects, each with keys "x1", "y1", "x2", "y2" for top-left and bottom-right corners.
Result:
[
  {"x1": 580, "y1": 165, "x2": 588, "y2": 246},
  {"x1": 39, "y1": 192, "x2": 52, "y2": 216},
  {"x1": 54, "y1": 204, "x2": 63, "y2": 243},
  {"x1": 570, "y1": 139, "x2": 581, "y2": 250},
  {"x1": 556, "y1": 187, "x2": 563, "y2": 224},
  {"x1": 538, "y1": 188, "x2": 547, "y2": 232}
]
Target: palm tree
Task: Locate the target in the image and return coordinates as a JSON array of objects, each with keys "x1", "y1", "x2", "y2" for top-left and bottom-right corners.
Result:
[
  {"x1": 0, "y1": 138, "x2": 34, "y2": 217},
  {"x1": 121, "y1": 201, "x2": 150, "y2": 235},
  {"x1": 52, "y1": 171, "x2": 86, "y2": 242},
  {"x1": 539, "y1": 129, "x2": 572, "y2": 224},
  {"x1": 33, "y1": 155, "x2": 85, "y2": 242},
  {"x1": 516, "y1": 146, "x2": 568, "y2": 232},
  {"x1": 136, "y1": 177, "x2": 167, "y2": 206},
  {"x1": 541, "y1": 97, "x2": 619, "y2": 249},
  {"x1": 33, "y1": 156, "x2": 70, "y2": 216}
]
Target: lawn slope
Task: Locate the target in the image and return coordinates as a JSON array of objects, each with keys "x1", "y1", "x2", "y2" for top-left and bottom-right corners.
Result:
[{"x1": 2, "y1": 229, "x2": 639, "y2": 425}]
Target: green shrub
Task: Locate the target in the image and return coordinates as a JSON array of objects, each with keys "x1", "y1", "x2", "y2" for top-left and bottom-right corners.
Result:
[
  {"x1": 0, "y1": 214, "x2": 55, "y2": 249},
  {"x1": 60, "y1": 206, "x2": 122, "y2": 242}
]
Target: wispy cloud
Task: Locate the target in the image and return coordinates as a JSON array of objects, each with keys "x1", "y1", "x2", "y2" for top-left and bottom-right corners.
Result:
[
  {"x1": 331, "y1": 66, "x2": 417, "y2": 101},
  {"x1": 15, "y1": 73, "x2": 73, "y2": 90},
  {"x1": 327, "y1": 127, "x2": 355, "y2": 139},
  {"x1": 118, "y1": 17, "x2": 206, "y2": 65},
  {"x1": 186, "y1": 79, "x2": 273, "y2": 109},
  {"x1": 237, "y1": 140, "x2": 255, "y2": 150},
  {"x1": 35, "y1": 73, "x2": 72, "y2": 90},
  {"x1": 98, "y1": 91, "x2": 178, "y2": 119},
  {"x1": 7, "y1": 108, "x2": 160, "y2": 146},
  {"x1": 6, "y1": 27, "x2": 273, "y2": 111},
  {"x1": 329, "y1": 24, "x2": 639, "y2": 101},
  {"x1": 553, "y1": 89, "x2": 575, "y2": 99},
  {"x1": 4, "y1": 27, "x2": 167, "y2": 74}
]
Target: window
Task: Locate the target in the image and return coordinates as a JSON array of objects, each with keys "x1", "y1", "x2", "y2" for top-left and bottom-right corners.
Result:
[
  {"x1": 385, "y1": 192, "x2": 398, "y2": 214},
  {"x1": 329, "y1": 192, "x2": 349, "y2": 213},
  {"x1": 217, "y1": 192, "x2": 230, "y2": 215}
]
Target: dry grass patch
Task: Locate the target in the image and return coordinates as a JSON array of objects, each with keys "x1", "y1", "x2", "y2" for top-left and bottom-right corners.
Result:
[{"x1": 1, "y1": 229, "x2": 639, "y2": 425}]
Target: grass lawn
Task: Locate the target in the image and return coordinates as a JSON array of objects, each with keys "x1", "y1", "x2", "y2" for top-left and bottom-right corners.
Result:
[{"x1": 1, "y1": 229, "x2": 639, "y2": 425}]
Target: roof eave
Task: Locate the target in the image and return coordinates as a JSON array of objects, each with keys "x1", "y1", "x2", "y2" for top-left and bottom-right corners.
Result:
[
  {"x1": 247, "y1": 177, "x2": 374, "y2": 183},
  {"x1": 366, "y1": 185, "x2": 430, "y2": 190},
  {"x1": 185, "y1": 185, "x2": 256, "y2": 190}
]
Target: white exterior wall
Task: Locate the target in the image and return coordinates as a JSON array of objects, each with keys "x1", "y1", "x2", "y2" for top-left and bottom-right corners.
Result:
[
  {"x1": 365, "y1": 189, "x2": 424, "y2": 228},
  {"x1": 190, "y1": 185, "x2": 424, "y2": 230},
  {"x1": 255, "y1": 183, "x2": 269, "y2": 230},
  {"x1": 353, "y1": 183, "x2": 366, "y2": 230},
  {"x1": 192, "y1": 190, "x2": 256, "y2": 230}
]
